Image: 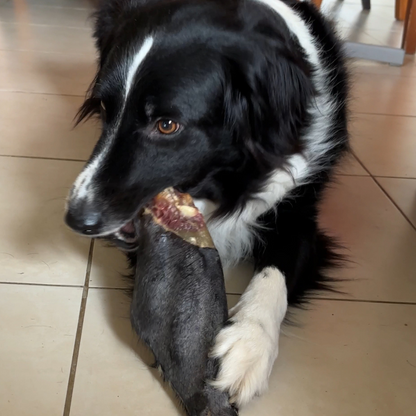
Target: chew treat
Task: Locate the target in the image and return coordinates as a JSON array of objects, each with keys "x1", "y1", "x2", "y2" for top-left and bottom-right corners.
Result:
[
  {"x1": 144, "y1": 188, "x2": 214, "y2": 248},
  {"x1": 130, "y1": 188, "x2": 237, "y2": 416}
]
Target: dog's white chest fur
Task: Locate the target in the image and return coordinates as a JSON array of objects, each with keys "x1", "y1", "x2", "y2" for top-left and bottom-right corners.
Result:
[{"x1": 194, "y1": 154, "x2": 310, "y2": 268}]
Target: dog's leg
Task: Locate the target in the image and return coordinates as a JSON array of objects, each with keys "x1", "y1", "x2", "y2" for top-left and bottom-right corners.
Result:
[
  {"x1": 209, "y1": 181, "x2": 338, "y2": 407},
  {"x1": 210, "y1": 266, "x2": 288, "y2": 407}
]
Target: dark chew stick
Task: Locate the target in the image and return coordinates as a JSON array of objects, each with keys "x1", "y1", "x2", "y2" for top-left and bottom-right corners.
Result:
[{"x1": 130, "y1": 188, "x2": 237, "y2": 416}]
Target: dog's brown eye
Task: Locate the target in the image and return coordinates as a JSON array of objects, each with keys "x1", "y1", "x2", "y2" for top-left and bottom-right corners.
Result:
[{"x1": 157, "y1": 120, "x2": 179, "y2": 135}]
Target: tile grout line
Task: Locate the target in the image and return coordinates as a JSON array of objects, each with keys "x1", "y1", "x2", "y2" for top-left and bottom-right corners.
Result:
[
  {"x1": 0, "y1": 48, "x2": 94, "y2": 55},
  {"x1": 352, "y1": 150, "x2": 416, "y2": 231},
  {"x1": 0, "y1": 281, "x2": 83, "y2": 288},
  {"x1": 0, "y1": 5, "x2": 92, "y2": 11},
  {"x1": 350, "y1": 150, "x2": 372, "y2": 176},
  {"x1": 1, "y1": 153, "x2": 416, "y2": 181},
  {"x1": 63, "y1": 238, "x2": 95, "y2": 416},
  {"x1": 350, "y1": 150, "x2": 416, "y2": 232},
  {"x1": 308, "y1": 296, "x2": 416, "y2": 306},
  {"x1": 0, "y1": 154, "x2": 87, "y2": 163},
  {"x1": 371, "y1": 175, "x2": 416, "y2": 180},
  {"x1": 354, "y1": 111, "x2": 416, "y2": 119},
  {"x1": 0, "y1": 21, "x2": 92, "y2": 30},
  {"x1": 350, "y1": 150, "x2": 416, "y2": 230},
  {"x1": 373, "y1": 177, "x2": 416, "y2": 232},
  {"x1": 82, "y1": 289, "x2": 416, "y2": 306},
  {"x1": 0, "y1": 89, "x2": 86, "y2": 98}
]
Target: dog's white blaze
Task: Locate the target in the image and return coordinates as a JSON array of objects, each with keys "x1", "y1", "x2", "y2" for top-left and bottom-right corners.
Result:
[
  {"x1": 70, "y1": 37, "x2": 154, "y2": 203},
  {"x1": 195, "y1": 153, "x2": 309, "y2": 268},
  {"x1": 210, "y1": 267, "x2": 288, "y2": 406},
  {"x1": 124, "y1": 37, "x2": 154, "y2": 100}
]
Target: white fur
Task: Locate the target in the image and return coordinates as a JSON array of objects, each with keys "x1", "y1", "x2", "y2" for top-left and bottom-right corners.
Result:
[
  {"x1": 195, "y1": 153, "x2": 309, "y2": 268},
  {"x1": 194, "y1": 1, "x2": 340, "y2": 271},
  {"x1": 71, "y1": 37, "x2": 154, "y2": 203},
  {"x1": 206, "y1": 2, "x2": 341, "y2": 406},
  {"x1": 255, "y1": 0, "x2": 320, "y2": 65},
  {"x1": 124, "y1": 37, "x2": 154, "y2": 99},
  {"x1": 255, "y1": 0, "x2": 340, "y2": 171},
  {"x1": 210, "y1": 267, "x2": 288, "y2": 407}
]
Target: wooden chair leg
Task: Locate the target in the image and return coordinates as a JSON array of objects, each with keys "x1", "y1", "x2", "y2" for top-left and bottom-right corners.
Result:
[
  {"x1": 396, "y1": 0, "x2": 409, "y2": 21},
  {"x1": 361, "y1": 0, "x2": 371, "y2": 10},
  {"x1": 402, "y1": 0, "x2": 416, "y2": 54},
  {"x1": 311, "y1": 0, "x2": 323, "y2": 9}
]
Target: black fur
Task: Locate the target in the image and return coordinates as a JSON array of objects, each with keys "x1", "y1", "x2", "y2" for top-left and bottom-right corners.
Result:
[
  {"x1": 65, "y1": 0, "x2": 350, "y2": 403},
  {"x1": 66, "y1": 0, "x2": 348, "y2": 410},
  {"x1": 67, "y1": 0, "x2": 349, "y2": 304},
  {"x1": 131, "y1": 215, "x2": 237, "y2": 416}
]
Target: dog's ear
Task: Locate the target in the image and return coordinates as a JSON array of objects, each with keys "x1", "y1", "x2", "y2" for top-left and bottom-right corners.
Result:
[
  {"x1": 92, "y1": 0, "x2": 131, "y2": 59},
  {"x1": 75, "y1": 79, "x2": 101, "y2": 125},
  {"x1": 223, "y1": 34, "x2": 315, "y2": 171},
  {"x1": 76, "y1": 1, "x2": 132, "y2": 125}
]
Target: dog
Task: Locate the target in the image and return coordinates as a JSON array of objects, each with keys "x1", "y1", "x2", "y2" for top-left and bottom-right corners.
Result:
[{"x1": 65, "y1": 0, "x2": 349, "y2": 408}]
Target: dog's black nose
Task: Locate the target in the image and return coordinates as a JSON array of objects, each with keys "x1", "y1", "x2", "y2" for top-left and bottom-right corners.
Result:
[{"x1": 65, "y1": 208, "x2": 102, "y2": 235}]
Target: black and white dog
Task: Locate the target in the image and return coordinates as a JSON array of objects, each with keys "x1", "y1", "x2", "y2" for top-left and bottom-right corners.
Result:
[{"x1": 65, "y1": 0, "x2": 349, "y2": 407}]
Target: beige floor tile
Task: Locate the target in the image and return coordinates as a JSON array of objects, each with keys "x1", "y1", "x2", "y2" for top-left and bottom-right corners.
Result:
[
  {"x1": 69, "y1": 290, "x2": 167, "y2": 415},
  {"x1": 324, "y1": 3, "x2": 403, "y2": 31},
  {"x1": 364, "y1": 28, "x2": 404, "y2": 49},
  {"x1": 243, "y1": 299, "x2": 416, "y2": 416},
  {"x1": 89, "y1": 241, "x2": 130, "y2": 289},
  {"x1": 377, "y1": 177, "x2": 416, "y2": 228},
  {"x1": 218, "y1": 176, "x2": 416, "y2": 300},
  {"x1": 351, "y1": 72, "x2": 416, "y2": 117},
  {"x1": 5, "y1": 0, "x2": 93, "y2": 6},
  {"x1": 0, "y1": 156, "x2": 91, "y2": 285},
  {"x1": 339, "y1": 0, "x2": 395, "y2": 5},
  {"x1": 0, "y1": 284, "x2": 82, "y2": 416},
  {"x1": 70, "y1": 289, "x2": 191, "y2": 416},
  {"x1": 71, "y1": 291, "x2": 416, "y2": 416},
  {"x1": 337, "y1": 25, "x2": 383, "y2": 45},
  {"x1": 0, "y1": 50, "x2": 96, "y2": 95},
  {"x1": 89, "y1": 239, "x2": 254, "y2": 294},
  {"x1": 336, "y1": 153, "x2": 368, "y2": 176},
  {"x1": 0, "y1": 92, "x2": 98, "y2": 159},
  {"x1": 322, "y1": 0, "x2": 395, "y2": 12},
  {"x1": 350, "y1": 55, "x2": 416, "y2": 79},
  {"x1": 0, "y1": 21, "x2": 94, "y2": 53},
  {"x1": 320, "y1": 176, "x2": 416, "y2": 303},
  {"x1": 0, "y1": 2, "x2": 91, "y2": 27},
  {"x1": 350, "y1": 114, "x2": 416, "y2": 178},
  {"x1": 71, "y1": 289, "x2": 239, "y2": 416},
  {"x1": 337, "y1": 24, "x2": 402, "y2": 49}
]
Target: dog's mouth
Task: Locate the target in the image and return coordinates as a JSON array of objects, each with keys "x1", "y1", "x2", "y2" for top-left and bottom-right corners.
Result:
[
  {"x1": 104, "y1": 188, "x2": 208, "y2": 251},
  {"x1": 105, "y1": 219, "x2": 139, "y2": 251},
  {"x1": 117, "y1": 220, "x2": 137, "y2": 240}
]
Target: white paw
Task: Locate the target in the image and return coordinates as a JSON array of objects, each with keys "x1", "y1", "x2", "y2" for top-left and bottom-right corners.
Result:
[{"x1": 209, "y1": 311, "x2": 279, "y2": 407}]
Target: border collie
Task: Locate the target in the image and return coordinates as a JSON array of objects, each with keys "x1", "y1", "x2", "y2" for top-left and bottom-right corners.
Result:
[{"x1": 65, "y1": 0, "x2": 349, "y2": 408}]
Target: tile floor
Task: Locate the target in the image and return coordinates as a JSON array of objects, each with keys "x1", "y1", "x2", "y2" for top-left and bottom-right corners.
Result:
[
  {"x1": 321, "y1": 0, "x2": 406, "y2": 48},
  {"x1": 0, "y1": 0, "x2": 415, "y2": 415}
]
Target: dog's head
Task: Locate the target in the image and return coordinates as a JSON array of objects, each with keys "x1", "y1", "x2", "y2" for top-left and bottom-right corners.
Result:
[{"x1": 65, "y1": 0, "x2": 314, "y2": 242}]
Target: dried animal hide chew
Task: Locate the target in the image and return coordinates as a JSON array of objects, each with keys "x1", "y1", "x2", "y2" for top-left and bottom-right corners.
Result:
[
  {"x1": 144, "y1": 187, "x2": 214, "y2": 248},
  {"x1": 130, "y1": 188, "x2": 237, "y2": 416}
]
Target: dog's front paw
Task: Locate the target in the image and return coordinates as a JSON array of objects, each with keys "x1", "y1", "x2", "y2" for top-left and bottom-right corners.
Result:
[{"x1": 209, "y1": 313, "x2": 278, "y2": 407}]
